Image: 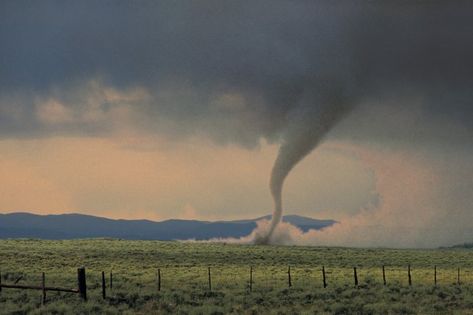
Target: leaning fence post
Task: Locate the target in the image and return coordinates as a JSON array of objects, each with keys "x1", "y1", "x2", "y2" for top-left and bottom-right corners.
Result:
[
  {"x1": 354, "y1": 267, "x2": 358, "y2": 287},
  {"x1": 249, "y1": 266, "x2": 253, "y2": 292},
  {"x1": 208, "y1": 267, "x2": 212, "y2": 291},
  {"x1": 382, "y1": 265, "x2": 386, "y2": 286},
  {"x1": 322, "y1": 266, "x2": 327, "y2": 288},
  {"x1": 41, "y1": 272, "x2": 46, "y2": 305},
  {"x1": 77, "y1": 267, "x2": 87, "y2": 301},
  {"x1": 157, "y1": 268, "x2": 161, "y2": 291},
  {"x1": 288, "y1": 266, "x2": 292, "y2": 288},
  {"x1": 408, "y1": 265, "x2": 412, "y2": 286},
  {"x1": 434, "y1": 266, "x2": 437, "y2": 286},
  {"x1": 101, "y1": 271, "x2": 106, "y2": 299}
]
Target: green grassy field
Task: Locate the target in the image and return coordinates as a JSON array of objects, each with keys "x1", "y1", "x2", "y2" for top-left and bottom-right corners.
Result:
[{"x1": 1, "y1": 239, "x2": 473, "y2": 314}]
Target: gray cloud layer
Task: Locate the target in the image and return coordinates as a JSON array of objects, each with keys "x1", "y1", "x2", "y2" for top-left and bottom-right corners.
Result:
[{"x1": 1, "y1": 1, "x2": 472, "y2": 147}]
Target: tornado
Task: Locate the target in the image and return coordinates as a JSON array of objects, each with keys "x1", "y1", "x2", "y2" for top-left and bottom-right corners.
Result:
[{"x1": 256, "y1": 87, "x2": 354, "y2": 244}]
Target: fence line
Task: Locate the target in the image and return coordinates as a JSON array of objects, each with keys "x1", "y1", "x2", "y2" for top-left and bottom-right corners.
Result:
[
  {"x1": 1, "y1": 265, "x2": 471, "y2": 304},
  {"x1": 0, "y1": 267, "x2": 87, "y2": 304}
]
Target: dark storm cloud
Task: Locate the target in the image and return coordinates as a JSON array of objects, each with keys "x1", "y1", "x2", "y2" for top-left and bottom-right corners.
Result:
[{"x1": 1, "y1": 0, "x2": 472, "y2": 145}]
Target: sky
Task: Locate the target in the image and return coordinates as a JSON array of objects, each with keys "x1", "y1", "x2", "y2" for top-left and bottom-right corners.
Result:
[{"x1": 1, "y1": 1, "x2": 472, "y2": 247}]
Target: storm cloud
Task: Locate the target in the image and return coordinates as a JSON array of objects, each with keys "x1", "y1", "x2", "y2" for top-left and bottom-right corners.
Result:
[{"x1": 1, "y1": 1, "x2": 472, "y2": 145}]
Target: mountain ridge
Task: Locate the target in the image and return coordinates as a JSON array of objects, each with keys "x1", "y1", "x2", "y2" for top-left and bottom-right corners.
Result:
[{"x1": 0, "y1": 212, "x2": 336, "y2": 240}]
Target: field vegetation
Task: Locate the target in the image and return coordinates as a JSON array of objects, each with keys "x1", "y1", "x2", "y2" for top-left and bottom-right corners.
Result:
[{"x1": 1, "y1": 239, "x2": 473, "y2": 314}]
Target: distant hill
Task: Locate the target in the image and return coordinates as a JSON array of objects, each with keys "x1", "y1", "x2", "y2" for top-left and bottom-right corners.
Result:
[
  {"x1": 230, "y1": 214, "x2": 336, "y2": 231},
  {"x1": 0, "y1": 212, "x2": 336, "y2": 240},
  {"x1": 445, "y1": 243, "x2": 473, "y2": 249}
]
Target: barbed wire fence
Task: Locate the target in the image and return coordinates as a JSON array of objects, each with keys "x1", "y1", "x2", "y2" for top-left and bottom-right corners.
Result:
[{"x1": 1, "y1": 264, "x2": 472, "y2": 304}]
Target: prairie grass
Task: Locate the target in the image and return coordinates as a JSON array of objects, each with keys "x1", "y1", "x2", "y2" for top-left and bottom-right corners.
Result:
[{"x1": 1, "y1": 239, "x2": 473, "y2": 314}]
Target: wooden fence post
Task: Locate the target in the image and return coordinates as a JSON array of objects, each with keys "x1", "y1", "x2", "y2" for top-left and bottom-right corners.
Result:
[
  {"x1": 288, "y1": 266, "x2": 292, "y2": 288},
  {"x1": 157, "y1": 268, "x2": 161, "y2": 292},
  {"x1": 354, "y1": 267, "x2": 358, "y2": 287},
  {"x1": 249, "y1": 266, "x2": 253, "y2": 292},
  {"x1": 208, "y1": 267, "x2": 212, "y2": 291},
  {"x1": 408, "y1": 265, "x2": 412, "y2": 286},
  {"x1": 434, "y1": 266, "x2": 437, "y2": 286},
  {"x1": 322, "y1": 266, "x2": 327, "y2": 288},
  {"x1": 77, "y1": 267, "x2": 87, "y2": 301},
  {"x1": 0, "y1": 271, "x2": 2, "y2": 293},
  {"x1": 41, "y1": 272, "x2": 46, "y2": 305},
  {"x1": 457, "y1": 268, "x2": 461, "y2": 285},
  {"x1": 382, "y1": 265, "x2": 386, "y2": 286},
  {"x1": 101, "y1": 271, "x2": 106, "y2": 299},
  {"x1": 110, "y1": 271, "x2": 113, "y2": 290}
]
